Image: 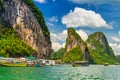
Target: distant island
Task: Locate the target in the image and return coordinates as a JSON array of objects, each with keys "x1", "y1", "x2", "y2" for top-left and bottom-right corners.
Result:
[{"x1": 50, "y1": 28, "x2": 118, "y2": 64}]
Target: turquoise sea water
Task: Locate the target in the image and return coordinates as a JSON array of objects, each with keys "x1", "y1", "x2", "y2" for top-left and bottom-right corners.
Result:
[{"x1": 0, "y1": 65, "x2": 120, "y2": 80}]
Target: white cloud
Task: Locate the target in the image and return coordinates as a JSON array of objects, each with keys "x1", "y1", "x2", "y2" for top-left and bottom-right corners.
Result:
[
  {"x1": 51, "y1": 29, "x2": 88, "y2": 51},
  {"x1": 50, "y1": 30, "x2": 67, "y2": 51},
  {"x1": 111, "y1": 36, "x2": 120, "y2": 42},
  {"x1": 51, "y1": 30, "x2": 67, "y2": 42},
  {"x1": 49, "y1": 16, "x2": 58, "y2": 22},
  {"x1": 52, "y1": 42, "x2": 65, "y2": 51},
  {"x1": 47, "y1": 16, "x2": 58, "y2": 27},
  {"x1": 47, "y1": 22, "x2": 54, "y2": 26},
  {"x1": 34, "y1": 0, "x2": 46, "y2": 3},
  {"x1": 62, "y1": 7, "x2": 112, "y2": 29},
  {"x1": 76, "y1": 30, "x2": 88, "y2": 41},
  {"x1": 118, "y1": 31, "x2": 120, "y2": 35},
  {"x1": 109, "y1": 43, "x2": 120, "y2": 55}
]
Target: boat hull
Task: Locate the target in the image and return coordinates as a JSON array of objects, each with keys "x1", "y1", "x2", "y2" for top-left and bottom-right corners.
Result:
[{"x1": 0, "y1": 63, "x2": 27, "y2": 67}]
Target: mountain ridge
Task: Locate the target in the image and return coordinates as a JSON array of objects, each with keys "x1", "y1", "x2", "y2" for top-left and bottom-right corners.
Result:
[{"x1": 62, "y1": 28, "x2": 117, "y2": 64}]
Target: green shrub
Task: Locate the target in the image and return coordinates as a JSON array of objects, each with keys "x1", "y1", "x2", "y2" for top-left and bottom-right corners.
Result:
[
  {"x1": 0, "y1": 24, "x2": 37, "y2": 57},
  {"x1": 63, "y1": 46, "x2": 84, "y2": 63},
  {"x1": 50, "y1": 48, "x2": 65, "y2": 60}
]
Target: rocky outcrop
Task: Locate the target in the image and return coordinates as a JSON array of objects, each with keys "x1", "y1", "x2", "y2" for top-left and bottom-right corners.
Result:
[
  {"x1": 0, "y1": 0, "x2": 51, "y2": 59},
  {"x1": 64, "y1": 28, "x2": 89, "y2": 62},
  {"x1": 63, "y1": 28, "x2": 117, "y2": 64},
  {"x1": 87, "y1": 32, "x2": 115, "y2": 58},
  {"x1": 86, "y1": 32, "x2": 116, "y2": 64}
]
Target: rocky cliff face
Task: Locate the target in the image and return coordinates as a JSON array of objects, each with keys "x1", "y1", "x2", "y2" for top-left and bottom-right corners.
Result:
[
  {"x1": 63, "y1": 28, "x2": 117, "y2": 64},
  {"x1": 87, "y1": 32, "x2": 115, "y2": 58},
  {"x1": 64, "y1": 28, "x2": 89, "y2": 62},
  {"x1": 0, "y1": 0, "x2": 51, "y2": 59},
  {"x1": 86, "y1": 32, "x2": 116, "y2": 64}
]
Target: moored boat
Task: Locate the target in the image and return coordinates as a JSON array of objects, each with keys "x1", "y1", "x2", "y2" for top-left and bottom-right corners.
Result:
[
  {"x1": 104, "y1": 63, "x2": 109, "y2": 66},
  {"x1": 0, "y1": 63, "x2": 27, "y2": 67},
  {"x1": 72, "y1": 61, "x2": 89, "y2": 67}
]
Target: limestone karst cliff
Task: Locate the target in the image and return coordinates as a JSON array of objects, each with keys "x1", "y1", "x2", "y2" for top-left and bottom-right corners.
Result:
[
  {"x1": 63, "y1": 28, "x2": 89, "y2": 63},
  {"x1": 63, "y1": 28, "x2": 117, "y2": 64},
  {"x1": 0, "y1": 0, "x2": 51, "y2": 58},
  {"x1": 86, "y1": 32, "x2": 116, "y2": 64}
]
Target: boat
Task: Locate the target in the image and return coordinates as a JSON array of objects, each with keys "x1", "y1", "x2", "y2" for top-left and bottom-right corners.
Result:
[
  {"x1": 26, "y1": 61, "x2": 35, "y2": 67},
  {"x1": 44, "y1": 60, "x2": 59, "y2": 66},
  {"x1": 72, "y1": 61, "x2": 89, "y2": 67},
  {"x1": 104, "y1": 63, "x2": 109, "y2": 66},
  {"x1": 114, "y1": 63, "x2": 120, "y2": 65},
  {"x1": 1, "y1": 62, "x2": 43, "y2": 67},
  {"x1": 26, "y1": 60, "x2": 44, "y2": 67},
  {"x1": 0, "y1": 63, "x2": 27, "y2": 67}
]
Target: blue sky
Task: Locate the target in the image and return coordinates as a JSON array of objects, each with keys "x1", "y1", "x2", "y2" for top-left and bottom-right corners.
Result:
[{"x1": 33, "y1": 0, "x2": 120, "y2": 55}]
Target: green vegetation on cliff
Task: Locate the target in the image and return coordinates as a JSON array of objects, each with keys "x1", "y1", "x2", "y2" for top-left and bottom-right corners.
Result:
[
  {"x1": 88, "y1": 48, "x2": 117, "y2": 64},
  {"x1": 50, "y1": 48, "x2": 65, "y2": 60},
  {"x1": 0, "y1": 0, "x2": 5, "y2": 10},
  {"x1": 63, "y1": 28, "x2": 86, "y2": 63},
  {"x1": 87, "y1": 32, "x2": 117, "y2": 64},
  {"x1": 116, "y1": 55, "x2": 120, "y2": 63},
  {"x1": 0, "y1": 24, "x2": 36, "y2": 57},
  {"x1": 63, "y1": 46, "x2": 83, "y2": 63},
  {"x1": 23, "y1": 0, "x2": 50, "y2": 37},
  {"x1": 66, "y1": 28, "x2": 82, "y2": 43},
  {"x1": 67, "y1": 28, "x2": 81, "y2": 39},
  {"x1": 65, "y1": 28, "x2": 85, "y2": 49},
  {"x1": 63, "y1": 28, "x2": 117, "y2": 64}
]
